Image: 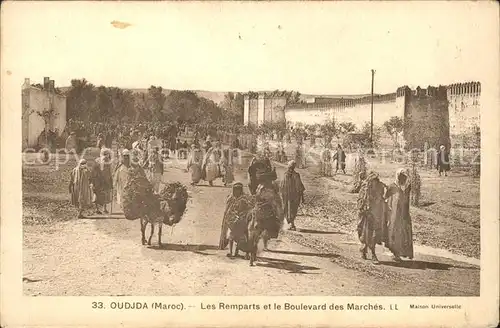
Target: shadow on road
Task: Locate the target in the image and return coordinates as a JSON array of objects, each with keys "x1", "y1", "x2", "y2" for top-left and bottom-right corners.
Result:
[
  {"x1": 256, "y1": 256, "x2": 320, "y2": 274},
  {"x1": 82, "y1": 215, "x2": 127, "y2": 220},
  {"x1": 23, "y1": 277, "x2": 43, "y2": 283},
  {"x1": 266, "y1": 249, "x2": 339, "y2": 259},
  {"x1": 194, "y1": 184, "x2": 230, "y2": 189},
  {"x1": 149, "y1": 243, "x2": 219, "y2": 253},
  {"x1": 296, "y1": 228, "x2": 345, "y2": 235},
  {"x1": 379, "y1": 260, "x2": 479, "y2": 271}
]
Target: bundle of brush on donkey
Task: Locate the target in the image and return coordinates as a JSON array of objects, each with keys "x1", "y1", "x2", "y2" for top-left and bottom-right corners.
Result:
[
  {"x1": 220, "y1": 156, "x2": 284, "y2": 266},
  {"x1": 122, "y1": 164, "x2": 189, "y2": 247},
  {"x1": 219, "y1": 182, "x2": 256, "y2": 259}
]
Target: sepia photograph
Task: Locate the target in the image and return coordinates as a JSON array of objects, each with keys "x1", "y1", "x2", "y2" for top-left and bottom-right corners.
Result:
[{"x1": 2, "y1": 1, "x2": 499, "y2": 327}]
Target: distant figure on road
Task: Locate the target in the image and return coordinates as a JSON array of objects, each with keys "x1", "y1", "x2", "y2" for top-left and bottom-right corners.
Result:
[
  {"x1": 65, "y1": 131, "x2": 78, "y2": 154},
  {"x1": 436, "y1": 145, "x2": 450, "y2": 176},
  {"x1": 114, "y1": 149, "x2": 131, "y2": 208},
  {"x1": 203, "y1": 136, "x2": 212, "y2": 152},
  {"x1": 275, "y1": 142, "x2": 287, "y2": 163},
  {"x1": 384, "y1": 168, "x2": 414, "y2": 262},
  {"x1": 320, "y1": 145, "x2": 332, "y2": 177},
  {"x1": 333, "y1": 144, "x2": 346, "y2": 174},
  {"x1": 294, "y1": 144, "x2": 304, "y2": 169},
  {"x1": 96, "y1": 133, "x2": 105, "y2": 149},
  {"x1": 69, "y1": 159, "x2": 93, "y2": 218},
  {"x1": 187, "y1": 144, "x2": 203, "y2": 185},
  {"x1": 281, "y1": 160, "x2": 305, "y2": 231},
  {"x1": 221, "y1": 148, "x2": 235, "y2": 187},
  {"x1": 201, "y1": 141, "x2": 222, "y2": 186},
  {"x1": 146, "y1": 147, "x2": 164, "y2": 194}
]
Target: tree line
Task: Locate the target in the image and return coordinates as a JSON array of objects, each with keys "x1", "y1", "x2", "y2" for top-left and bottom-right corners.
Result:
[{"x1": 64, "y1": 79, "x2": 306, "y2": 127}]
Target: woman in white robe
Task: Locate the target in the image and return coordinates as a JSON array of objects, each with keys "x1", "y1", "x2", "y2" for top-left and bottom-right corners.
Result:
[
  {"x1": 114, "y1": 149, "x2": 131, "y2": 210},
  {"x1": 201, "y1": 142, "x2": 222, "y2": 186},
  {"x1": 187, "y1": 144, "x2": 203, "y2": 185}
]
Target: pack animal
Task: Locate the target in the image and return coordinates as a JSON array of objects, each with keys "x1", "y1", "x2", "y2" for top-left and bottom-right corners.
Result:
[{"x1": 140, "y1": 186, "x2": 185, "y2": 247}]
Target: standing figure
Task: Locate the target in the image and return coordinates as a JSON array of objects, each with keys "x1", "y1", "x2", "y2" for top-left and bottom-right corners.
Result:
[
  {"x1": 294, "y1": 144, "x2": 304, "y2": 169},
  {"x1": 96, "y1": 133, "x2": 105, "y2": 149},
  {"x1": 275, "y1": 142, "x2": 287, "y2": 163},
  {"x1": 356, "y1": 170, "x2": 386, "y2": 263},
  {"x1": 221, "y1": 148, "x2": 235, "y2": 187},
  {"x1": 263, "y1": 142, "x2": 272, "y2": 159},
  {"x1": 333, "y1": 144, "x2": 347, "y2": 174},
  {"x1": 181, "y1": 140, "x2": 189, "y2": 159},
  {"x1": 65, "y1": 131, "x2": 78, "y2": 154},
  {"x1": 148, "y1": 147, "x2": 164, "y2": 194},
  {"x1": 91, "y1": 148, "x2": 113, "y2": 214},
  {"x1": 384, "y1": 168, "x2": 414, "y2": 262},
  {"x1": 247, "y1": 156, "x2": 273, "y2": 195},
  {"x1": 203, "y1": 136, "x2": 212, "y2": 152},
  {"x1": 436, "y1": 145, "x2": 450, "y2": 176},
  {"x1": 201, "y1": 143, "x2": 220, "y2": 186},
  {"x1": 280, "y1": 160, "x2": 305, "y2": 231},
  {"x1": 219, "y1": 182, "x2": 254, "y2": 257},
  {"x1": 69, "y1": 159, "x2": 93, "y2": 218},
  {"x1": 247, "y1": 168, "x2": 283, "y2": 265},
  {"x1": 187, "y1": 144, "x2": 203, "y2": 185},
  {"x1": 320, "y1": 146, "x2": 332, "y2": 177},
  {"x1": 114, "y1": 149, "x2": 131, "y2": 209}
]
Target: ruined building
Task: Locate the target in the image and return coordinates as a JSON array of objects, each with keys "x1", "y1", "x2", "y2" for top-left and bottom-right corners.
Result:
[{"x1": 22, "y1": 77, "x2": 67, "y2": 149}]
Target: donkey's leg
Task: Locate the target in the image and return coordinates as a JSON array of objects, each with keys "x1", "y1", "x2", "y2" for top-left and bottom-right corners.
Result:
[
  {"x1": 148, "y1": 222, "x2": 155, "y2": 246},
  {"x1": 360, "y1": 244, "x2": 367, "y2": 260},
  {"x1": 370, "y1": 243, "x2": 379, "y2": 264},
  {"x1": 141, "y1": 219, "x2": 147, "y2": 245},
  {"x1": 227, "y1": 240, "x2": 233, "y2": 257},
  {"x1": 158, "y1": 222, "x2": 163, "y2": 248}
]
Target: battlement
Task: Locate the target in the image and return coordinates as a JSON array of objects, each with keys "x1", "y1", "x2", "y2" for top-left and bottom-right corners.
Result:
[
  {"x1": 447, "y1": 81, "x2": 481, "y2": 96},
  {"x1": 286, "y1": 92, "x2": 396, "y2": 111},
  {"x1": 244, "y1": 91, "x2": 288, "y2": 100}
]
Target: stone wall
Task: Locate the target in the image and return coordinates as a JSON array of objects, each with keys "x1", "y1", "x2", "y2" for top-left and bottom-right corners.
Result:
[
  {"x1": 447, "y1": 82, "x2": 481, "y2": 148},
  {"x1": 243, "y1": 81, "x2": 481, "y2": 152},
  {"x1": 403, "y1": 86, "x2": 450, "y2": 150},
  {"x1": 244, "y1": 94, "x2": 286, "y2": 126}
]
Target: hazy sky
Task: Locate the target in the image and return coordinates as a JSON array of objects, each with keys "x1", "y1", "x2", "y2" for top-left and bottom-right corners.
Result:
[{"x1": 2, "y1": 1, "x2": 498, "y2": 95}]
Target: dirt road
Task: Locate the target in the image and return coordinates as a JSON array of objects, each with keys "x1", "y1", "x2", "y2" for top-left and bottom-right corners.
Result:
[{"x1": 23, "y1": 153, "x2": 479, "y2": 296}]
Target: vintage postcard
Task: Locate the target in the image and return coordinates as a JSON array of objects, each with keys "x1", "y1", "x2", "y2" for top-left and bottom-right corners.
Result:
[{"x1": 1, "y1": 1, "x2": 499, "y2": 327}]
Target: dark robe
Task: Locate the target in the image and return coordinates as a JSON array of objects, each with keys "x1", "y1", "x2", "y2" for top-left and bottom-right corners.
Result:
[
  {"x1": 333, "y1": 148, "x2": 346, "y2": 170},
  {"x1": 280, "y1": 169, "x2": 305, "y2": 225},
  {"x1": 436, "y1": 150, "x2": 451, "y2": 173},
  {"x1": 356, "y1": 175, "x2": 386, "y2": 248}
]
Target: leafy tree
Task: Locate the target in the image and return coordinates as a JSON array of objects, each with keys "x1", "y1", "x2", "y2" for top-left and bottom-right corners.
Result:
[
  {"x1": 198, "y1": 97, "x2": 223, "y2": 123},
  {"x1": 95, "y1": 86, "x2": 113, "y2": 122},
  {"x1": 164, "y1": 90, "x2": 200, "y2": 124},
  {"x1": 66, "y1": 79, "x2": 97, "y2": 122},
  {"x1": 361, "y1": 122, "x2": 381, "y2": 148},
  {"x1": 383, "y1": 116, "x2": 404, "y2": 147},
  {"x1": 147, "y1": 86, "x2": 166, "y2": 121},
  {"x1": 222, "y1": 92, "x2": 244, "y2": 124},
  {"x1": 338, "y1": 122, "x2": 356, "y2": 135},
  {"x1": 320, "y1": 119, "x2": 337, "y2": 144},
  {"x1": 133, "y1": 92, "x2": 151, "y2": 122}
]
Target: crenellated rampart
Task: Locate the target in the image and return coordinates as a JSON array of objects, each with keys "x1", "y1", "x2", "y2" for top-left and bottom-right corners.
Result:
[{"x1": 244, "y1": 81, "x2": 481, "y2": 151}]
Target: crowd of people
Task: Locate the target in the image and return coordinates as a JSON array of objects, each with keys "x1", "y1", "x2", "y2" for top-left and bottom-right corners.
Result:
[{"x1": 63, "y1": 119, "x2": 448, "y2": 264}]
